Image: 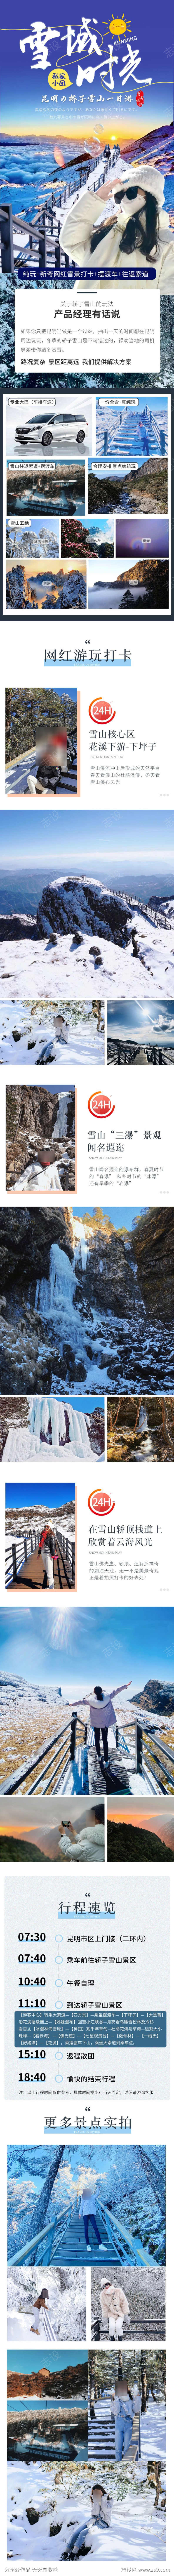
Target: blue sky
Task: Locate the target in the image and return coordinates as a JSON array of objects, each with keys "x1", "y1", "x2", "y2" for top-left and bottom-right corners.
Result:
[
  {"x1": 0, "y1": 809, "x2": 173, "y2": 873},
  {"x1": 1, "y1": 1606, "x2": 174, "y2": 1695},
  {"x1": 5, "y1": 1483, "x2": 75, "y2": 1512},
  {"x1": 108, "y1": 1000, "x2": 174, "y2": 1031},
  {"x1": 74, "y1": 1396, "x2": 104, "y2": 1415},
  {"x1": 76, "y1": 515, "x2": 113, "y2": 540},
  {"x1": 76, "y1": 1207, "x2": 143, "y2": 1229},
  {"x1": 7, "y1": 2348, "x2": 85, "y2": 2379}
]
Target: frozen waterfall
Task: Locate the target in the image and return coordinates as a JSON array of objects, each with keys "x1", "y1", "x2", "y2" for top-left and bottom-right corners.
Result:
[
  {"x1": 35, "y1": 1228, "x2": 88, "y2": 1326},
  {"x1": 28, "y1": 1395, "x2": 92, "y2": 1456},
  {"x1": 35, "y1": 1242, "x2": 76, "y2": 1320},
  {"x1": 73, "y1": 1220, "x2": 88, "y2": 1272}
]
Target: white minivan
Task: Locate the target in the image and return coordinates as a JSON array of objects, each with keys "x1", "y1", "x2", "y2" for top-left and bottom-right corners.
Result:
[{"x1": 15, "y1": 409, "x2": 88, "y2": 450}]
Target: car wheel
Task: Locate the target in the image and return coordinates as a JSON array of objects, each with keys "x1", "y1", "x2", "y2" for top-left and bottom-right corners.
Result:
[
  {"x1": 42, "y1": 431, "x2": 53, "y2": 447},
  {"x1": 76, "y1": 429, "x2": 85, "y2": 443}
]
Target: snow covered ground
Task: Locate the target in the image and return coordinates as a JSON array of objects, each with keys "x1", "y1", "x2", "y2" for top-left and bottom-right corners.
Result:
[
  {"x1": 140, "y1": 2392, "x2": 166, "y2": 2455},
  {"x1": 0, "y1": 925, "x2": 117, "y2": 1002},
  {"x1": 13, "y1": 1158, "x2": 64, "y2": 1193},
  {"x1": 7, "y1": 2458, "x2": 166, "y2": 2559},
  {"x1": 1, "y1": 896, "x2": 174, "y2": 1000},
  {"x1": 0, "y1": 1002, "x2": 104, "y2": 1065},
  {"x1": 7, "y1": 2264, "x2": 86, "y2": 2347}
]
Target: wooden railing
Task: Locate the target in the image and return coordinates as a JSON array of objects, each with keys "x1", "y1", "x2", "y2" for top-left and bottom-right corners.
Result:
[
  {"x1": 2, "y1": 1709, "x2": 87, "y2": 1795},
  {"x1": 5, "y1": 1526, "x2": 75, "y2": 1587},
  {"x1": 5, "y1": 1527, "x2": 40, "y2": 1583},
  {"x1": 136, "y1": 1715, "x2": 174, "y2": 1790},
  {"x1": 56, "y1": 1529, "x2": 75, "y2": 1584}
]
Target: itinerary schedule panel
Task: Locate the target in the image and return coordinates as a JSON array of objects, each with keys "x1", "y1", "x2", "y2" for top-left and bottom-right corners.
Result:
[{"x1": 5, "y1": 1872, "x2": 169, "y2": 2103}]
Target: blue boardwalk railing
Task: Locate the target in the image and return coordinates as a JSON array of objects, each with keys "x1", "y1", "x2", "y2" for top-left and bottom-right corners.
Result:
[{"x1": 8, "y1": 2199, "x2": 161, "y2": 2270}]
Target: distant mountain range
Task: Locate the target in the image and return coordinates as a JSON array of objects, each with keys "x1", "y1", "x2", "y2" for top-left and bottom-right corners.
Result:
[
  {"x1": 124, "y1": 121, "x2": 174, "y2": 171},
  {"x1": 7, "y1": 2361, "x2": 86, "y2": 2398},
  {"x1": 107, "y1": 1820, "x2": 174, "y2": 1862},
  {"x1": 2, "y1": 122, "x2": 174, "y2": 170}
]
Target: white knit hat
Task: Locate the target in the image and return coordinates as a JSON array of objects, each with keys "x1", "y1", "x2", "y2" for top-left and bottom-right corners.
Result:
[{"x1": 117, "y1": 157, "x2": 165, "y2": 210}]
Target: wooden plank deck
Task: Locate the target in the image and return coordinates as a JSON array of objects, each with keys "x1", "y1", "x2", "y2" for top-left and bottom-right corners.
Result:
[{"x1": 7, "y1": 1543, "x2": 72, "y2": 1592}]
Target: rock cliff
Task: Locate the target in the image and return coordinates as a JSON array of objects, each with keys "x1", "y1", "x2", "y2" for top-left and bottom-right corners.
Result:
[
  {"x1": 133, "y1": 1679, "x2": 174, "y2": 1715},
  {"x1": 36, "y1": 877, "x2": 130, "y2": 948},
  {"x1": 133, "y1": 1207, "x2": 174, "y2": 1310},
  {"x1": 8, "y1": 2360, "x2": 86, "y2": 2398},
  {"x1": 0, "y1": 1206, "x2": 74, "y2": 1298}
]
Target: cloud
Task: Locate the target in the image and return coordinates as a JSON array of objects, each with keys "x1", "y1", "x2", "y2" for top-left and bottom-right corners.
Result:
[{"x1": 47, "y1": 1607, "x2": 73, "y2": 1659}]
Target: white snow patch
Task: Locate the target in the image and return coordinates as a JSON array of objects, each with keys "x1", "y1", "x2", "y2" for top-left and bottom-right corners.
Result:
[
  {"x1": 13, "y1": 1158, "x2": 63, "y2": 1193},
  {"x1": 1, "y1": 895, "x2": 174, "y2": 1001},
  {"x1": 7, "y1": 2458, "x2": 166, "y2": 2560}
]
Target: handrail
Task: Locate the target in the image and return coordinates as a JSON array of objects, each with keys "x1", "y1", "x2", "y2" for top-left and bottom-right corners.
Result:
[
  {"x1": 5, "y1": 1525, "x2": 75, "y2": 1588},
  {"x1": 1, "y1": 1707, "x2": 85, "y2": 1794},
  {"x1": 2, "y1": 1692, "x2": 173, "y2": 1795},
  {"x1": 8, "y1": 2204, "x2": 71, "y2": 2266},
  {"x1": 136, "y1": 1713, "x2": 174, "y2": 1786}
]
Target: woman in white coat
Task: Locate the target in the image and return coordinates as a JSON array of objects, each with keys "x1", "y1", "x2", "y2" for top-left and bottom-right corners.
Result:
[
  {"x1": 55, "y1": 1814, "x2": 104, "y2": 1860},
  {"x1": 91, "y1": 2482, "x2": 112, "y2": 2527},
  {"x1": 60, "y1": 161, "x2": 174, "y2": 287}
]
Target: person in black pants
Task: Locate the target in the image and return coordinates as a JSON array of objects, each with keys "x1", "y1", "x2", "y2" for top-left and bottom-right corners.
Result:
[{"x1": 93, "y1": 1722, "x2": 108, "y2": 1760}]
